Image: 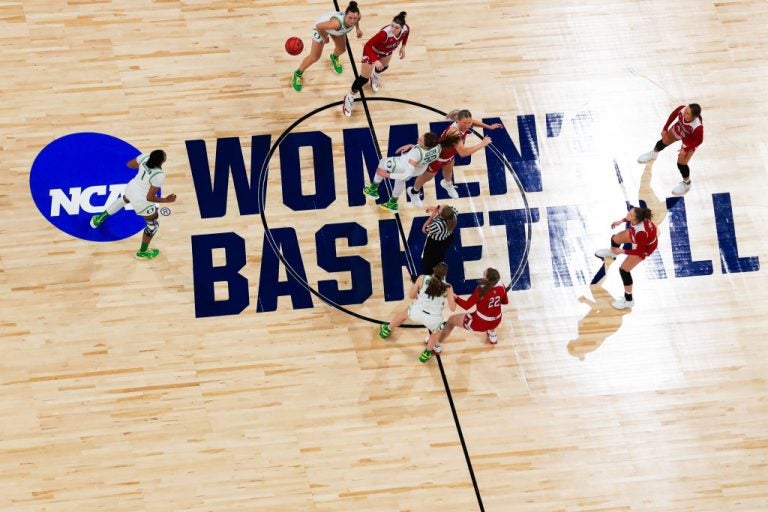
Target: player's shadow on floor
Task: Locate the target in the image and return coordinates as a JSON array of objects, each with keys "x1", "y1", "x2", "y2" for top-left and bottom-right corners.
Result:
[
  {"x1": 638, "y1": 161, "x2": 668, "y2": 223},
  {"x1": 567, "y1": 278, "x2": 632, "y2": 361},
  {"x1": 571, "y1": 161, "x2": 669, "y2": 360}
]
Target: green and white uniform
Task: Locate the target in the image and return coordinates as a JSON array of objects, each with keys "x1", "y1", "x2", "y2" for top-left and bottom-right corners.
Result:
[
  {"x1": 313, "y1": 11, "x2": 355, "y2": 43},
  {"x1": 407, "y1": 276, "x2": 448, "y2": 332},
  {"x1": 378, "y1": 144, "x2": 441, "y2": 181},
  {"x1": 124, "y1": 153, "x2": 165, "y2": 216}
]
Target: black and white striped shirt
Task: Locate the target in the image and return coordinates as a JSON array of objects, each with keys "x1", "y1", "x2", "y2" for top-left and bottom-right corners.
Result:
[{"x1": 426, "y1": 206, "x2": 458, "y2": 241}]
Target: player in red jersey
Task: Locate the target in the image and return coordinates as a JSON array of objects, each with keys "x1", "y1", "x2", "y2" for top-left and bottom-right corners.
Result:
[
  {"x1": 342, "y1": 11, "x2": 409, "y2": 116},
  {"x1": 434, "y1": 268, "x2": 508, "y2": 350},
  {"x1": 637, "y1": 103, "x2": 703, "y2": 196},
  {"x1": 406, "y1": 109, "x2": 502, "y2": 204},
  {"x1": 594, "y1": 207, "x2": 658, "y2": 310}
]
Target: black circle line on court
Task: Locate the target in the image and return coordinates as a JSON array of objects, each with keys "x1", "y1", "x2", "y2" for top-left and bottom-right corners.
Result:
[{"x1": 256, "y1": 97, "x2": 533, "y2": 326}]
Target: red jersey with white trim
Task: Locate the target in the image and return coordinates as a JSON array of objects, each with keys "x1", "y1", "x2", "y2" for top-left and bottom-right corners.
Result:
[
  {"x1": 364, "y1": 24, "x2": 409, "y2": 57},
  {"x1": 427, "y1": 122, "x2": 469, "y2": 172},
  {"x1": 455, "y1": 284, "x2": 508, "y2": 320},
  {"x1": 664, "y1": 105, "x2": 703, "y2": 150},
  {"x1": 625, "y1": 219, "x2": 658, "y2": 258}
]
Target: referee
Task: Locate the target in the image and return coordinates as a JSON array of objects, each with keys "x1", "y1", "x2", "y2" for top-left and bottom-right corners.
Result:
[{"x1": 420, "y1": 203, "x2": 458, "y2": 277}]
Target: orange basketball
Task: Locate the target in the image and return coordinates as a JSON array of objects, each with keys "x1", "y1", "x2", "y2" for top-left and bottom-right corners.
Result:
[{"x1": 285, "y1": 37, "x2": 304, "y2": 56}]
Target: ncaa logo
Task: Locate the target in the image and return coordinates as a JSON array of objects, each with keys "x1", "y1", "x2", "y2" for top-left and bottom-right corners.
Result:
[{"x1": 30, "y1": 132, "x2": 147, "y2": 242}]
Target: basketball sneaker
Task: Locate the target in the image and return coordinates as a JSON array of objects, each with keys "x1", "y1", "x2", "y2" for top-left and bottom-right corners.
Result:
[
  {"x1": 370, "y1": 71, "x2": 380, "y2": 92},
  {"x1": 671, "y1": 180, "x2": 692, "y2": 196},
  {"x1": 135, "y1": 248, "x2": 160, "y2": 260},
  {"x1": 407, "y1": 187, "x2": 424, "y2": 207},
  {"x1": 291, "y1": 70, "x2": 302, "y2": 92},
  {"x1": 637, "y1": 150, "x2": 658, "y2": 163},
  {"x1": 90, "y1": 212, "x2": 108, "y2": 228},
  {"x1": 433, "y1": 343, "x2": 442, "y2": 354},
  {"x1": 611, "y1": 297, "x2": 635, "y2": 310},
  {"x1": 379, "y1": 323, "x2": 391, "y2": 339},
  {"x1": 342, "y1": 93, "x2": 354, "y2": 117},
  {"x1": 418, "y1": 349, "x2": 433, "y2": 363},
  {"x1": 594, "y1": 248, "x2": 615, "y2": 259},
  {"x1": 363, "y1": 183, "x2": 380, "y2": 200},
  {"x1": 440, "y1": 179, "x2": 459, "y2": 199},
  {"x1": 487, "y1": 330, "x2": 498, "y2": 344},
  {"x1": 329, "y1": 53, "x2": 342, "y2": 74},
  {"x1": 380, "y1": 197, "x2": 399, "y2": 213}
]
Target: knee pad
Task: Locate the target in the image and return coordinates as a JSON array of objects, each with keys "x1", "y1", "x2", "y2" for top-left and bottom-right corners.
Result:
[
  {"x1": 677, "y1": 163, "x2": 690, "y2": 179},
  {"x1": 144, "y1": 219, "x2": 159, "y2": 237},
  {"x1": 619, "y1": 268, "x2": 633, "y2": 286},
  {"x1": 352, "y1": 75, "x2": 369, "y2": 93}
]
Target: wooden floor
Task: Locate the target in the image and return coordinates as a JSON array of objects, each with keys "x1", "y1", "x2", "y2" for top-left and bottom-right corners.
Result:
[{"x1": 2, "y1": 1, "x2": 768, "y2": 510}]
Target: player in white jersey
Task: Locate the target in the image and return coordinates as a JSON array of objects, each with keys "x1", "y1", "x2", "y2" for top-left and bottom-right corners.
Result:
[
  {"x1": 291, "y1": 1, "x2": 363, "y2": 92},
  {"x1": 362, "y1": 131, "x2": 460, "y2": 213},
  {"x1": 378, "y1": 262, "x2": 457, "y2": 363},
  {"x1": 90, "y1": 150, "x2": 177, "y2": 260}
]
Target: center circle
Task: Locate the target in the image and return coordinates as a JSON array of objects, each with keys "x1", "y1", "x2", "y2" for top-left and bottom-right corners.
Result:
[{"x1": 258, "y1": 97, "x2": 533, "y2": 325}]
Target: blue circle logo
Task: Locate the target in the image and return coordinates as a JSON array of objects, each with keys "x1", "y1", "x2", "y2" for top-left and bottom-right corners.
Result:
[{"x1": 30, "y1": 132, "x2": 146, "y2": 242}]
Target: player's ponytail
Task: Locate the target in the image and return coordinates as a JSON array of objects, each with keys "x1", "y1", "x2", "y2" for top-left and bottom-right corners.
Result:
[
  {"x1": 446, "y1": 109, "x2": 471, "y2": 121},
  {"x1": 424, "y1": 262, "x2": 449, "y2": 298},
  {"x1": 393, "y1": 11, "x2": 407, "y2": 26},
  {"x1": 440, "y1": 132, "x2": 461, "y2": 149},
  {"x1": 346, "y1": 1, "x2": 360, "y2": 14},
  {"x1": 422, "y1": 132, "x2": 439, "y2": 149},
  {"x1": 477, "y1": 267, "x2": 501, "y2": 300},
  {"x1": 146, "y1": 149, "x2": 166, "y2": 168},
  {"x1": 456, "y1": 109, "x2": 472, "y2": 120},
  {"x1": 634, "y1": 207, "x2": 653, "y2": 222},
  {"x1": 689, "y1": 103, "x2": 702, "y2": 120}
]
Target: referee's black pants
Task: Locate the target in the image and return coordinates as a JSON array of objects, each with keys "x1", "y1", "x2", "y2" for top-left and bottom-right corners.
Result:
[{"x1": 421, "y1": 233, "x2": 455, "y2": 276}]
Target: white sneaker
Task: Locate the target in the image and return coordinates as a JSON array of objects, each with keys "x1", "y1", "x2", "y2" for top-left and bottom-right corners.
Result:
[
  {"x1": 423, "y1": 335, "x2": 441, "y2": 353},
  {"x1": 611, "y1": 298, "x2": 635, "y2": 310},
  {"x1": 370, "y1": 71, "x2": 380, "y2": 92},
  {"x1": 440, "y1": 179, "x2": 459, "y2": 199},
  {"x1": 342, "y1": 93, "x2": 354, "y2": 117},
  {"x1": 671, "y1": 180, "x2": 692, "y2": 196},
  {"x1": 407, "y1": 187, "x2": 424, "y2": 207},
  {"x1": 487, "y1": 331, "x2": 498, "y2": 344},
  {"x1": 594, "y1": 248, "x2": 615, "y2": 259},
  {"x1": 637, "y1": 150, "x2": 658, "y2": 163}
]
